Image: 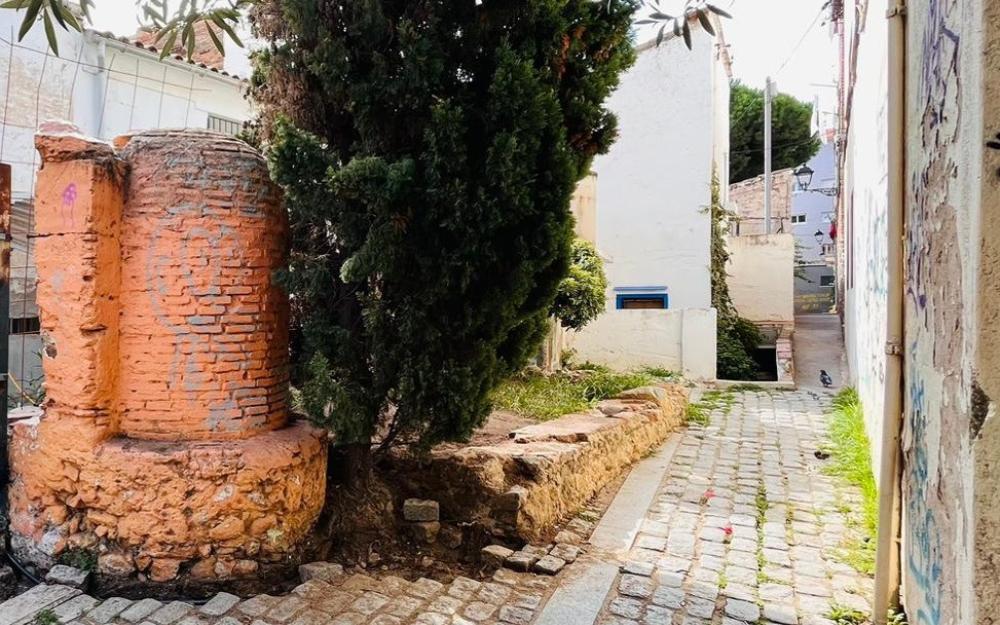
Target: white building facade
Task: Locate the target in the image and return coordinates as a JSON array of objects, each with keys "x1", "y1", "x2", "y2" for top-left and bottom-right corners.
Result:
[
  {"x1": 572, "y1": 19, "x2": 730, "y2": 380},
  {"x1": 0, "y1": 14, "x2": 252, "y2": 401}
]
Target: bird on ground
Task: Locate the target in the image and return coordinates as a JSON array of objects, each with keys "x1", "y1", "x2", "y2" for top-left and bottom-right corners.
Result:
[{"x1": 820, "y1": 370, "x2": 833, "y2": 388}]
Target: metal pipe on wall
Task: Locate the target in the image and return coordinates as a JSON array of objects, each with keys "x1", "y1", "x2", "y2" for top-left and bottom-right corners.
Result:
[{"x1": 873, "y1": 1, "x2": 907, "y2": 622}]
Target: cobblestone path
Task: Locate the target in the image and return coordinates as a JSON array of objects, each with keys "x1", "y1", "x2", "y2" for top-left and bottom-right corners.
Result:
[
  {"x1": 590, "y1": 389, "x2": 874, "y2": 625},
  {"x1": 2, "y1": 389, "x2": 874, "y2": 625}
]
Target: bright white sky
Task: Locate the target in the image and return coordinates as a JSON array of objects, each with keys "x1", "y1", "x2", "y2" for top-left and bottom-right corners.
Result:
[{"x1": 90, "y1": 0, "x2": 838, "y2": 117}]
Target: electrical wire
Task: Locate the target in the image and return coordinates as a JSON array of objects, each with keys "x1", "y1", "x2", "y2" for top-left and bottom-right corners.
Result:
[{"x1": 774, "y1": 4, "x2": 826, "y2": 77}]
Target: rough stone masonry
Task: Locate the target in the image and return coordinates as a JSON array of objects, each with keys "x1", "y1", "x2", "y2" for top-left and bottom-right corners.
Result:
[{"x1": 6, "y1": 125, "x2": 327, "y2": 582}]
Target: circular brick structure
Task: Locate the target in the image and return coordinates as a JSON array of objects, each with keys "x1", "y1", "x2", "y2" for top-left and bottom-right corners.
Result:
[
  {"x1": 116, "y1": 130, "x2": 290, "y2": 441},
  {"x1": 7, "y1": 127, "x2": 326, "y2": 581}
]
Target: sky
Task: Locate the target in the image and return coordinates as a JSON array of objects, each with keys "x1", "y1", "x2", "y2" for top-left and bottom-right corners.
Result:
[{"x1": 90, "y1": 0, "x2": 839, "y2": 121}]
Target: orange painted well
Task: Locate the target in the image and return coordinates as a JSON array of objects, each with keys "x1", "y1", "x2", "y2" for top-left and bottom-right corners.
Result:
[{"x1": 7, "y1": 127, "x2": 326, "y2": 580}]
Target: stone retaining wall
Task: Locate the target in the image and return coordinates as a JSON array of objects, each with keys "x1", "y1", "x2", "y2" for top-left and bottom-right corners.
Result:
[{"x1": 391, "y1": 383, "x2": 687, "y2": 542}]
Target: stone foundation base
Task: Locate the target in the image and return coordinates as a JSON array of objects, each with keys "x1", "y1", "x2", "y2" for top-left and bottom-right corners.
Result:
[
  {"x1": 390, "y1": 383, "x2": 688, "y2": 542},
  {"x1": 8, "y1": 416, "x2": 327, "y2": 582}
]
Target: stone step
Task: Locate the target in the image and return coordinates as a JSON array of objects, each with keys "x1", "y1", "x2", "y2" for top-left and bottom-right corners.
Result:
[{"x1": 0, "y1": 584, "x2": 82, "y2": 625}]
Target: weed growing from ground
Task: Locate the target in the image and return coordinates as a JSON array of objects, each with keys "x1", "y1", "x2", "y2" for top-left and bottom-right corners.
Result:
[
  {"x1": 492, "y1": 369, "x2": 655, "y2": 421},
  {"x1": 827, "y1": 604, "x2": 870, "y2": 624},
  {"x1": 823, "y1": 387, "x2": 878, "y2": 574},
  {"x1": 34, "y1": 610, "x2": 58, "y2": 625},
  {"x1": 59, "y1": 548, "x2": 98, "y2": 572}
]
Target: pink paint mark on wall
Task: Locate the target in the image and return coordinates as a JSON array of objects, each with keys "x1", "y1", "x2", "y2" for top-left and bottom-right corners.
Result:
[{"x1": 61, "y1": 182, "x2": 77, "y2": 228}]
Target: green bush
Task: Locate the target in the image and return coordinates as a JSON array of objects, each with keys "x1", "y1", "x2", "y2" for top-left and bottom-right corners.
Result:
[
  {"x1": 717, "y1": 320, "x2": 758, "y2": 380},
  {"x1": 551, "y1": 239, "x2": 608, "y2": 330}
]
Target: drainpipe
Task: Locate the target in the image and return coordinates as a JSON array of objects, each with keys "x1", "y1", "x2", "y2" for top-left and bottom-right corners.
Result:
[{"x1": 873, "y1": 1, "x2": 906, "y2": 622}]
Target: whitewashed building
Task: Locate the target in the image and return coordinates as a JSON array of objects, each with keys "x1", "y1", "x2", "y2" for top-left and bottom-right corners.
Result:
[
  {"x1": 0, "y1": 13, "x2": 252, "y2": 401},
  {"x1": 571, "y1": 17, "x2": 731, "y2": 380}
]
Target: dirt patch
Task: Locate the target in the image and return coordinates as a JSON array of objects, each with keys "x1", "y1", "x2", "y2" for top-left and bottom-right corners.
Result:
[{"x1": 438, "y1": 410, "x2": 538, "y2": 450}]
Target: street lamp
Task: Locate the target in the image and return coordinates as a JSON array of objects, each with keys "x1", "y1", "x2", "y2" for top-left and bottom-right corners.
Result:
[
  {"x1": 794, "y1": 163, "x2": 838, "y2": 197},
  {"x1": 794, "y1": 164, "x2": 814, "y2": 191}
]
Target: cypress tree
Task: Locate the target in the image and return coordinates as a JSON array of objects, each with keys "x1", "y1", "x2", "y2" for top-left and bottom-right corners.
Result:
[{"x1": 251, "y1": 0, "x2": 637, "y2": 480}]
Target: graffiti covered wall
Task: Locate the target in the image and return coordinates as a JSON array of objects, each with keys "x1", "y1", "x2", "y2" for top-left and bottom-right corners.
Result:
[
  {"x1": 900, "y1": 0, "x2": 1000, "y2": 622},
  {"x1": 843, "y1": 0, "x2": 890, "y2": 479}
]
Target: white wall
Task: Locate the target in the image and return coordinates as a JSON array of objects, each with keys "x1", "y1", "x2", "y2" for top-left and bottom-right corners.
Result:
[
  {"x1": 592, "y1": 32, "x2": 717, "y2": 311},
  {"x1": 572, "y1": 308, "x2": 717, "y2": 380},
  {"x1": 842, "y1": 0, "x2": 890, "y2": 478},
  {"x1": 726, "y1": 233, "x2": 795, "y2": 327}
]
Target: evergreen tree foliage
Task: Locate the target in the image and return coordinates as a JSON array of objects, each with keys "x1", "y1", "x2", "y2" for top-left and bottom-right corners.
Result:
[
  {"x1": 551, "y1": 239, "x2": 608, "y2": 331},
  {"x1": 729, "y1": 80, "x2": 821, "y2": 184},
  {"x1": 251, "y1": 0, "x2": 637, "y2": 457}
]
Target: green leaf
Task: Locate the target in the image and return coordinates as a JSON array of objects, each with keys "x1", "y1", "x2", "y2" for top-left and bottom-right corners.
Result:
[
  {"x1": 16, "y1": 0, "x2": 43, "y2": 41},
  {"x1": 682, "y1": 19, "x2": 692, "y2": 49},
  {"x1": 649, "y1": 11, "x2": 672, "y2": 19},
  {"x1": 0, "y1": 0, "x2": 31, "y2": 9},
  {"x1": 48, "y1": 0, "x2": 66, "y2": 29},
  {"x1": 211, "y1": 13, "x2": 242, "y2": 47},
  {"x1": 158, "y1": 28, "x2": 178, "y2": 58},
  {"x1": 697, "y1": 9, "x2": 715, "y2": 36},
  {"x1": 41, "y1": 7, "x2": 58, "y2": 55},
  {"x1": 706, "y1": 3, "x2": 732, "y2": 19},
  {"x1": 183, "y1": 21, "x2": 194, "y2": 59},
  {"x1": 204, "y1": 22, "x2": 224, "y2": 55},
  {"x1": 655, "y1": 24, "x2": 664, "y2": 46}
]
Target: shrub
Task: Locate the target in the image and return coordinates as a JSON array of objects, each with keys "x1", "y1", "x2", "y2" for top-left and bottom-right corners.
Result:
[{"x1": 551, "y1": 239, "x2": 608, "y2": 331}]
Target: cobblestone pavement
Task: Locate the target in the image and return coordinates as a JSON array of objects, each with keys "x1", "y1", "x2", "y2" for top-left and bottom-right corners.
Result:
[
  {"x1": 593, "y1": 389, "x2": 874, "y2": 625},
  {"x1": 2, "y1": 389, "x2": 873, "y2": 625}
]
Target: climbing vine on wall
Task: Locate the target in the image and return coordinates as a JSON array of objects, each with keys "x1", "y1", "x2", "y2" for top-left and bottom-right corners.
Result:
[{"x1": 709, "y1": 172, "x2": 762, "y2": 379}]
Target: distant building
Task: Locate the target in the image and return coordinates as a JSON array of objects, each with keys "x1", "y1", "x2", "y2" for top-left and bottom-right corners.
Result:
[
  {"x1": 571, "y1": 16, "x2": 731, "y2": 380},
  {"x1": 790, "y1": 142, "x2": 837, "y2": 313},
  {"x1": 0, "y1": 13, "x2": 251, "y2": 402}
]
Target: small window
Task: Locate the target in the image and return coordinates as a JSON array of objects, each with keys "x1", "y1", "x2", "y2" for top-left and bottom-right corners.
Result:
[
  {"x1": 822, "y1": 243, "x2": 835, "y2": 255},
  {"x1": 791, "y1": 214, "x2": 806, "y2": 224},
  {"x1": 820, "y1": 275, "x2": 835, "y2": 287},
  {"x1": 207, "y1": 115, "x2": 242, "y2": 137},
  {"x1": 616, "y1": 294, "x2": 668, "y2": 310},
  {"x1": 10, "y1": 317, "x2": 39, "y2": 334}
]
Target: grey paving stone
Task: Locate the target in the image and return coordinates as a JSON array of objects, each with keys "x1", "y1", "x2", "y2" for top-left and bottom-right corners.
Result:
[
  {"x1": 651, "y1": 585, "x2": 685, "y2": 609},
  {"x1": 763, "y1": 603, "x2": 799, "y2": 624},
  {"x1": 622, "y1": 561, "x2": 655, "y2": 577},
  {"x1": 149, "y1": 602, "x2": 193, "y2": 625},
  {"x1": 618, "y1": 574, "x2": 654, "y2": 599},
  {"x1": 87, "y1": 597, "x2": 135, "y2": 624},
  {"x1": 608, "y1": 597, "x2": 643, "y2": 619},
  {"x1": 120, "y1": 598, "x2": 165, "y2": 623},
  {"x1": 53, "y1": 594, "x2": 99, "y2": 621},
  {"x1": 200, "y1": 593, "x2": 240, "y2": 617},
  {"x1": 45, "y1": 565, "x2": 91, "y2": 589}
]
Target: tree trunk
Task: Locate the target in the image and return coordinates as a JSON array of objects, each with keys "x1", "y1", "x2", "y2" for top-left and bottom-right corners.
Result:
[{"x1": 329, "y1": 441, "x2": 373, "y2": 492}]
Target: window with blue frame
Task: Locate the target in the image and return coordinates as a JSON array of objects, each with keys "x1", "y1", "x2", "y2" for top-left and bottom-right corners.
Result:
[{"x1": 615, "y1": 286, "x2": 669, "y2": 310}]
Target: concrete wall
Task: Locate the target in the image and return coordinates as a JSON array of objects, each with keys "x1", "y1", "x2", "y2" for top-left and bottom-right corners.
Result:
[
  {"x1": 572, "y1": 308, "x2": 717, "y2": 380},
  {"x1": 794, "y1": 264, "x2": 836, "y2": 314},
  {"x1": 842, "y1": 0, "x2": 890, "y2": 477},
  {"x1": 725, "y1": 233, "x2": 795, "y2": 328},
  {"x1": 843, "y1": 0, "x2": 1000, "y2": 621},
  {"x1": 570, "y1": 173, "x2": 597, "y2": 244}
]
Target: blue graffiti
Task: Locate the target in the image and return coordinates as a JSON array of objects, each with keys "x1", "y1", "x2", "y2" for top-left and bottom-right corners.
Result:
[{"x1": 906, "y1": 375, "x2": 943, "y2": 625}]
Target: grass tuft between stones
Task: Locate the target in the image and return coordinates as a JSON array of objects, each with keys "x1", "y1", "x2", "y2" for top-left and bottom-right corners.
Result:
[{"x1": 822, "y1": 387, "x2": 878, "y2": 575}]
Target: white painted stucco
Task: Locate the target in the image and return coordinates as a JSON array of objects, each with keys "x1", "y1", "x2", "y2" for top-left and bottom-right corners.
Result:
[
  {"x1": 571, "y1": 308, "x2": 717, "y2": 380},
  {"x1": 725, "y1": 233, "x2": 795, "y2": 328},
  {"x1": 841, "y1": 0, "x2": 890, "y2": 478},
  {"x1": 574, "y1": 20, "x2": 728, "y2": 378}
]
